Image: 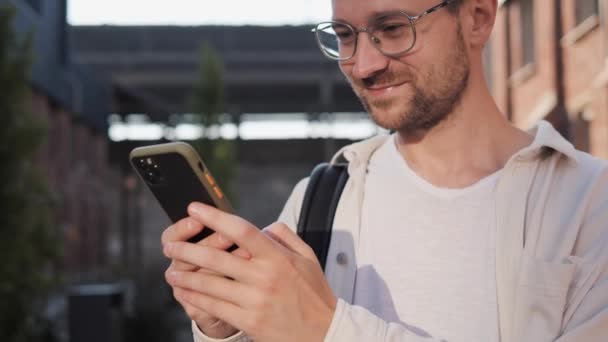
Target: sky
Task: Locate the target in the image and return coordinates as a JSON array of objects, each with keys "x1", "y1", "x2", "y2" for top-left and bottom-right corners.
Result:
[{"x1": 68, "y1": 0, "x2": 333, "y2": 26}]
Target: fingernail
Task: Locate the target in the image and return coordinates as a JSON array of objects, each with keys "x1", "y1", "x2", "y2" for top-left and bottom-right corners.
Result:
[{"x1": 189, "y1": 202, "x2": 205, "y2": 214}]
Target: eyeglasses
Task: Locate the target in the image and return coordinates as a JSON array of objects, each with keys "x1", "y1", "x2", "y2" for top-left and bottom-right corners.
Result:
[{"x1": 312, "y1": 0, "x2": 454, "y2": 61}]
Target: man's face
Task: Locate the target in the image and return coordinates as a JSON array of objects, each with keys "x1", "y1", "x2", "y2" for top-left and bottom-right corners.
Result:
[{"x1": 333, "y1": 0, "x2": 471, "y2": 135}]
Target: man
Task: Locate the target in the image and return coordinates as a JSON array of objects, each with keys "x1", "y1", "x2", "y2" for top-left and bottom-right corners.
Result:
[{"x1": 161, "y1": 0, "x2": 608, "y2": 341}]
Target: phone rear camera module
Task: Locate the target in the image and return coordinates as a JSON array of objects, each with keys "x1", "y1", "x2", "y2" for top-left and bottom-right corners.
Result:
[
  {"x1": 144, "y1": 165, "x2": 165, "y2": 185},
  {"x1": 137, "y1": 158, "x2": 150, "y2": 171}
]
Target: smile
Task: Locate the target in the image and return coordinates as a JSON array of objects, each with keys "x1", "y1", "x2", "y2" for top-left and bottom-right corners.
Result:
[{"x1": 366, "y1": 81, "x2": 409, "y2": 97}]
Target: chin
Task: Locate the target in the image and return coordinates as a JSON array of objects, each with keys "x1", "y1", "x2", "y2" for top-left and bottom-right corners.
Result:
[
  {"x1": 368, "y1": 107, "x2": 407, "y2": 131},
  {"x1": 364, "y1": 97, "x2": 410, "y2": 131}
]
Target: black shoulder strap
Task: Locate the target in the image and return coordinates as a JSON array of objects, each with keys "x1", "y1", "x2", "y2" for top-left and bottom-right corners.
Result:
[{"x1": 297, "y1": 162, "x2": 349, "y2": 271}]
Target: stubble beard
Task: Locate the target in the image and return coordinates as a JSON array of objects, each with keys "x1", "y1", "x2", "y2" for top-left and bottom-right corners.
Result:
[{"x1": 355, "y1": 24, "x2": 471, "y2": 135}]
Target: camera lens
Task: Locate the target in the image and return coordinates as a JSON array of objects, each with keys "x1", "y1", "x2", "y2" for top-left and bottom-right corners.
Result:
[
  {"x1": 137, "y1": 158, "x2": 150, "y2": 171},
  {"x1": 143, "y1": 162, "x2": 164, "y2": 185}
]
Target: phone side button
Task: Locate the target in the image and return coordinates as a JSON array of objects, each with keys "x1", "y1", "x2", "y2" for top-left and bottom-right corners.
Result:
[
  {"x1": 205, "y1": 173, "x2": 216, "y2": 186},
  {"x1": 213, "y1": 186, "x2": 224, "y2": 199}
]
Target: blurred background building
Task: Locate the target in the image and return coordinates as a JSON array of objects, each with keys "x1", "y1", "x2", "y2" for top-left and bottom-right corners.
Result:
[
  {"x1": 1, "y1": 0, "x2": 607, "y2": 341},
  {"x1": 490, "y1": 0, "x2": 607, "y2": 158}
]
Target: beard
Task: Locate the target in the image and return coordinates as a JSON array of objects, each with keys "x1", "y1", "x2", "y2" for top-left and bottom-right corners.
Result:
[{"x1": 351, "y1": 23, "x2": 470, "y2": 135}]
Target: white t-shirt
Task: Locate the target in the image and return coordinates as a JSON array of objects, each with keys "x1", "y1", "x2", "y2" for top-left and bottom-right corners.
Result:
[{"x1": 353, "y1": 136, "x2": 501, "y2": 342}]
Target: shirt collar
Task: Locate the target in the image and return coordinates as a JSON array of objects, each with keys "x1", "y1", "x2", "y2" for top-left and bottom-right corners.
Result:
[{"x1": 331, "y1": 120, "x2": 579, "y2": 168}]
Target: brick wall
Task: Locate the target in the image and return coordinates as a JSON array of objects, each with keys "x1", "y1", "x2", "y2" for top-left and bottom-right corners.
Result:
[
  {"x1": 28, "y1": 87, "x2": 122, "y2": 279},
  {"x1": 490, "y1": 0, "x2": 607, "y2": 158}
]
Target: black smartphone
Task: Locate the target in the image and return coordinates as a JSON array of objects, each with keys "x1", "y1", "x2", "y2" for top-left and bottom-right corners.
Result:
[{"x1": 129, "y1": 142, "x2": 236, "y2": 246}]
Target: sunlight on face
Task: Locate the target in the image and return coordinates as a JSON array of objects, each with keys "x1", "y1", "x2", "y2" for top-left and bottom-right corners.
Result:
[{"x1": 332, "y1": 0, "x2": 471, "y2": 135}]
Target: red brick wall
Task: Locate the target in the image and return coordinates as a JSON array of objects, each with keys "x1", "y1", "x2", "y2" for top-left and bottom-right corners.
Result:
[
  {"x1": 490, "y1": 0, "x2": 608, "y2": 158},
  {"x1": 27, "y1": 87, "x2": 122, "y2": 277}
]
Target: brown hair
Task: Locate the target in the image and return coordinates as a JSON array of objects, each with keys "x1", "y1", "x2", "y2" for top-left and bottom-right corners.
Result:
[{"x1": 447, "y1": 0, "x2": 464, "y2": 14}]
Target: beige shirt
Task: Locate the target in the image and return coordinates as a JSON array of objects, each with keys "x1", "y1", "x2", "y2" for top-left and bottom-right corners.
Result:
[
  {"x1": 193, "y1": 121, "x2": 608, "y2": 342},
  {"x1": 353, "y1": 136, "x2": 500, "y2": 341}
]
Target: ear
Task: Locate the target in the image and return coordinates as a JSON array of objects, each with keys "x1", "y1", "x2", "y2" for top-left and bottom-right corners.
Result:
[{"x1": 461, "y1": 0, "x2": 497, "y2": 49}]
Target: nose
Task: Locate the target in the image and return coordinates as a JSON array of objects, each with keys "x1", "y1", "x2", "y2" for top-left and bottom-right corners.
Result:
[{"x1": 349, "y1": 33, "x2": 389, "y2": 79}]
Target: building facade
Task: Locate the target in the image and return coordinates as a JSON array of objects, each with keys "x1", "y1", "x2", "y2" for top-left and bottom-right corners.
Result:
[
  {"x1": 3, "y1": 0, "x2": 129, "y2": 281},
  {"x1": 489, "y1": 0, "x2": 608, "y2": 158}
]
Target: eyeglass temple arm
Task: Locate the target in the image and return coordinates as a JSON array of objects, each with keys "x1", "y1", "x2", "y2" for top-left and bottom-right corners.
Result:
[{"x1": 410, "y1": 0, "x2": 454, "y2": 22}]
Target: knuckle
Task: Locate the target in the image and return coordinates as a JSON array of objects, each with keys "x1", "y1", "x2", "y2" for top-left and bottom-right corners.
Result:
[
  {"x1": 251, "y1": 293, "x2": 270, "y2": 312},
  {"x1": 161, "y1": 224, "x2": 174, "y2": 245},
  {"x1": 303, "y1": 244, "x2": 317, "y2": 260},
  {"x1": 184, "y1": 217, "x2": 199, "y2": 234},
  {"x1": 245, "y1": 312, "x2": 266, "y2": 332},
  {"x1": 274, "y1": 222, "x2": 290, "y2": 234},
  {"x1": 277, "y1": 256, "x2": 294, "y2": 272},
  {"x1": 164, "y1": 268, "x2": 174, "y2": 284},
  {"x1": 173, "y1": 288, "x2": 182, "y2": 301},
  {"x1": 260, "y1": 272, "x2": 281, "y2": 294},
  {"x1": 239, "y1": 224, "x2": 259, "y2": 242},
  {"x1": 184, "y1": 304, "x2": 199, "y2": 320},
  {"x1": 188, "y1": 310, "x2": 201, "y2": 322}
]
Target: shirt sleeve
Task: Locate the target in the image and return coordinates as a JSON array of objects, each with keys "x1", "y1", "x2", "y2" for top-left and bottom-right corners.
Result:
[
  {"x1": 191, "y1": 321, "x2": 250, "y2": 342},
  {"x1": 325, "y1": 299, "x2": 447, "y2": 342}
]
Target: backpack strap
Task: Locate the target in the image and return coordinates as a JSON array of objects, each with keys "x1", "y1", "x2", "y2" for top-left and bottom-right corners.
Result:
[{"x1": 297, "y1": 162, "x2": 349, "y2": 271}]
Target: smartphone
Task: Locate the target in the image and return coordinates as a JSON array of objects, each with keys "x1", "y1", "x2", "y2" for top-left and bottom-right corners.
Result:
[{"x1": 129, "y1": 142, "x2": 236, "y2": 246}]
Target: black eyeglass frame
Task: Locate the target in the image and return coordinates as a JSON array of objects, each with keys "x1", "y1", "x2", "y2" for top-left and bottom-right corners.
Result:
[{"x1": 312, "y1": 0, "x2": 455, "y2": 61}]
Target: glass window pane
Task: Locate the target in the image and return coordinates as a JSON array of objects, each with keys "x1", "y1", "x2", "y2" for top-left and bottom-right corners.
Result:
[{"x1": 576, "y1": 0, "x2": 599, "y2": 25}]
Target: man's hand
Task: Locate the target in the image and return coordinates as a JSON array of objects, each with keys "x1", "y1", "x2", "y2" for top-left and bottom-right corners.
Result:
[
  {"x1": 164, "y1": 202, "x2": 337, "y2": 342},
  {"x1": 161, "y1": 216, "x2": 249, "y2": 339}
]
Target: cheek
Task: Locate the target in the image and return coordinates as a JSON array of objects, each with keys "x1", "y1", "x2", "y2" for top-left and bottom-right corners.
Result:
[
  {"x1": 339, "y1": 62, "x2": 354, "y2": 80},
  {"x1": 339, "y1": 63, "x2": 361, "y2": 91}
]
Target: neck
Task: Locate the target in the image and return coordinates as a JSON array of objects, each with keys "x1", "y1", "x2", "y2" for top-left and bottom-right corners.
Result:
[{"x1": 394, "y1": 75, "x2": 533, "y2": 189}]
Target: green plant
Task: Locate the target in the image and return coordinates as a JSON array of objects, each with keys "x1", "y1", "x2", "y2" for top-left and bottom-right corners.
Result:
[
  {"x1": 0, "y1": 5, "x2": 60, "y2": 341},
  {"x1": 191, "y1": 43, "x2": 237, "y2": 201}
]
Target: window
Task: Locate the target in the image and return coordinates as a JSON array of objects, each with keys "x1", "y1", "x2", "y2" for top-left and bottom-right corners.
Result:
[
  {"x1": 520, "y1": 0, "x2": 535, "y2": 67},
  {"x1": 576, "y1": 0, "x2": 599, "y2": 25},
  {"x1": 23, "y1": 0, "x2": 42, "y2": 14}
]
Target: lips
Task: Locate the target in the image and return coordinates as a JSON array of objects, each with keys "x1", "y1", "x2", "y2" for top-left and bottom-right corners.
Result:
[{"x1": 365, "y1": 81, "x2": 409, "y2": 97}]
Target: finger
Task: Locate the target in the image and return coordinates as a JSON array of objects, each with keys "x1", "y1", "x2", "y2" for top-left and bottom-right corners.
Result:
[
  {"x1": 170, "y1": 259, "x2": 199, "y2": 272},
  {"x1": 200, "y1": 232, "x2": 235, "y2": 250},
  {"x1": 231, "y1": 247, "x2": 251, "y2": 260},
  {"x1": 165, "y1": 220, "x2": 241, "y2": 272},
  {"x1": 175, "y1": 288, "x2": 247, "y2": 334},
  {"x1": 164, "y1": 242, "x2": 256, "y2": 283},
  {"x1": 262, "y1": 223, "x2": 317, "y2": 261},
  {"x1": 174, "y1": 289, "x2": 211, "y2": 323},
  {"x1": 161, "y1": 217, "x2": 204, "y2": 246},
  {"x1": 174, "y1": 288, "x2": 236, "y2": 332},
  {"x1": 161, "y1": 218, "x2": 235, "y2": 250},
  {"x1": 188, "y1": 202, "x2": 275, "y2": 257},
  {"x1": 168, "y1": 271, "x2": 257, "y2": 307}
]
